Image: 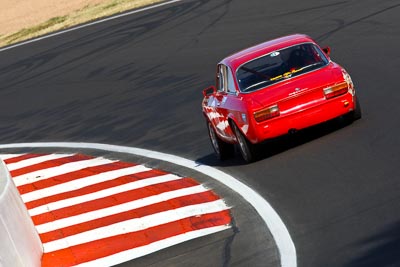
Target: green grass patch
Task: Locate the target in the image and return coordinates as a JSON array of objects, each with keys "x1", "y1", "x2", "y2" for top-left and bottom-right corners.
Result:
[
  {"x1": 103, "y1": 1, "x2": 120, "y2": 10},
  {"x1": 4, "y1": 16, "x2": 67, "y2": 44}
]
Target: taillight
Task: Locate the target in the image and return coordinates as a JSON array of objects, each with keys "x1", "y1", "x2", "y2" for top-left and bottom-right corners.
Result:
[
  {"x1": 342, "y1": 69, "x2": 355, "y2": 95},
  {"x1": 254, "y1": 104, "x2": 280, "y2": 122},
  {"x1": 324, "y1": 82, "x2": 348, "y2": 99}
]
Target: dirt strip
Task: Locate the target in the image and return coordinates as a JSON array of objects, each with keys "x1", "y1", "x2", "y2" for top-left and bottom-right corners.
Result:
[{"x1": 0, "y1": 0, "x2": 164, "y2": 47}]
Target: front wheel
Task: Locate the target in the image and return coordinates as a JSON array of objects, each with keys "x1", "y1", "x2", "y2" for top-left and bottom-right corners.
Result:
[
  {"x1": 207, "y1": 122, "x2": 234, "y2": 160},
  {"x1": 231, "y1": 123, "x2": 257, "y2": 163}
]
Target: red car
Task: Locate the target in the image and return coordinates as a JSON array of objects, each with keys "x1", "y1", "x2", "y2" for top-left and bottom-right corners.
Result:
[{"x1": 202, "y1": 34, "x2": 361, "y2": 162}]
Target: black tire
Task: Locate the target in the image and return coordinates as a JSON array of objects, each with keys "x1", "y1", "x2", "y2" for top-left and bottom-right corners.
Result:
[
  {"x1": 352, "y1": 96, "x2": 362, "y2": 121},
  {"x1": 207, "y1": 122, "x2": 234, "y2": 160},
  {"x1": 343, "y1": 96, "x2": 362, "y2": 123},
  {"x1": 231, "y1": 123, "x2": 257, "y2": 163}
]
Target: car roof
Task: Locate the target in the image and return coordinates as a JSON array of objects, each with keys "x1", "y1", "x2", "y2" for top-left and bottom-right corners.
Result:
[{"x1": 221, "y1": 34, "x2": 316, "y2": 71}]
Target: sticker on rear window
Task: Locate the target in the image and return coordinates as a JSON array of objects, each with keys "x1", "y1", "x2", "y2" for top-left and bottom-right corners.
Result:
[{"x1": 270, "y1": 51, "x2": 280, "y2": 57}]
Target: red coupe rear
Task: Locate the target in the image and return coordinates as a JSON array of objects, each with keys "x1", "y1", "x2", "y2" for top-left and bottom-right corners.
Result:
[{"x1": 202, "y1": 34, "x2": 361, "y2": 162}]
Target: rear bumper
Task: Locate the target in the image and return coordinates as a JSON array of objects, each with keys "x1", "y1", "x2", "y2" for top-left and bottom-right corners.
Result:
[{"x1": 248, "y1": 93, "x2": 355, "y2": 143}]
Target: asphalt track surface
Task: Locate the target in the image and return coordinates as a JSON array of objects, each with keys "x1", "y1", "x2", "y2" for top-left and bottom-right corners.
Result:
[{"x1": 0, "y1": 0, "x2": 400, "y2": 266}]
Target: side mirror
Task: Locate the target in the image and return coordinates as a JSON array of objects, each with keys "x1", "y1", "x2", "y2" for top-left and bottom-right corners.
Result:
[
  {"x1": 322, "y1": 46, "x2": 331, "y2": 56},
  {"x1": 203, "y1": 86, "x2": 216, "y2": 97}
]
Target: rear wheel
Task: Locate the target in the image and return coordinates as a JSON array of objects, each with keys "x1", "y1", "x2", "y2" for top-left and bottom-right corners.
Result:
[
  {"x1": 207, "y1": 122, "x2": 234, "y2": 160},
  {"x1": 352, "y1": 96, "x2": 362, "y2": 120},
  {"x1": 344, "y1": 96, "x2": 362, "y2": 123},
  {"x1": 231, "y1": 123, "x2": 257, "y2": 163}
]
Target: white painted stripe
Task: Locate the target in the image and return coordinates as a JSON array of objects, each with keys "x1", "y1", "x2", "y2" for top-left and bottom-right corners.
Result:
[
  {"x1": 74, "y1": 225, "x2": 231, "y2": 267},
  {"x1": 43, "y1": 199, "x2": 229, "y2": 253},
  {"x1": 13, "y1": 157, "x2": 117, "y2": 186},
  {"x1": 0, "y1": 0, "x2": 184, "y2": 53},
  {"x1": 0, "y1": 154, "x2": 27, "y2": 160},
  {"x1": 22, "y1": 165, "x2": 150, "y2": 203},
  {"x1": 28, "y1": 173, "x2": 181, "y2": 216},
  {"x1": 36, "y1": 184, "x2": 209, "y2": 233},
  {"x1": 0, "y1": 142, "x2": 297, "y2": 267},
  {"x1": 6, "y1": 154, "x2": 74, "y2": 171}
]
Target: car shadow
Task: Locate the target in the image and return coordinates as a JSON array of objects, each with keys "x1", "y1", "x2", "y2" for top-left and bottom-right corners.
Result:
[
  {"x1": 195, "y1": 152, "x2": 245, "y2": 167},
  {"x1": 196, "y1": 115, "x2": 357, "y2": 166}
]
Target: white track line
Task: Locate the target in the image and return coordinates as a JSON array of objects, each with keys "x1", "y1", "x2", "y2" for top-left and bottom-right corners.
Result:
[
  {"x1": 0, "y1": 142, "x2": 297, "y2": 267},
  {"x1": 6, "y1": 153, "x2": 74, "y2": 171},
  {"x1": 22, "y1": 165, "x2": 149, "y2": 203},
  {"x1": 29, "y1": 173, "x2": 182, "y2": 216},
  {"x1": 36, "y1": 184, "x2": 209, "y2": 234},
  {"x1": 0, "y1": 0, "x2": 184, "y2": 53},
  {"x1": 13, "y1": 157, "x2": 117, "y2": 186},
  {"x1": 74, "y1": 225, "x2": 231, "y2": 267},
  {"x1": 43, "y1": 199, "x2": 228, "y2": 253}
]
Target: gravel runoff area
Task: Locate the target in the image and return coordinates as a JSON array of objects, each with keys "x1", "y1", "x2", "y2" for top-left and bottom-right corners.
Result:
[{"x1": 0, "y1": 0, "x2": 164, "y2": 48}]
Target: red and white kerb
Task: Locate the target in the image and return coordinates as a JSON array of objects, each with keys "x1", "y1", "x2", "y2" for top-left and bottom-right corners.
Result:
[{"x1": 0, "y1": 153, "x2": 232, "y2": 267}]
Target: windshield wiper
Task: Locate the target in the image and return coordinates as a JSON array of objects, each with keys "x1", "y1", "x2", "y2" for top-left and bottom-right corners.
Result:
[
  {"x1": 296, "y1": 62, "x2": 324, "y2": 72},
  {"x1": 243, "y1": 80, "x2": 270, "y2": 91}
]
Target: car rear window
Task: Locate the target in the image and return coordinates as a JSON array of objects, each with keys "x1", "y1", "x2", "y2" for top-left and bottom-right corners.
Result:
[{"x1": 236, "y1": 43, "x2": 329, "y2": 92}]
